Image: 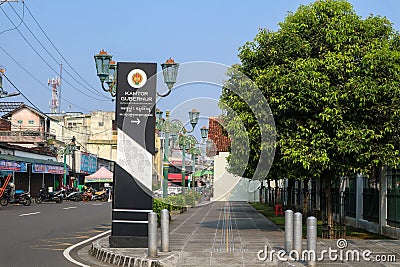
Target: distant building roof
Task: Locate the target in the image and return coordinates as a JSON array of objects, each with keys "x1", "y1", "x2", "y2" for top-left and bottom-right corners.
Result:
[
  {"x1": 0, "y1": 102, "x2": 24, "y2": 116},
  {"x1": 0, "y1": 143, "x2": 57, "y2": 157},
  {"x1": 207, "y1": 117, "x2": 231, "y2": 155},
  {"x1": 1, "y1": 103, "x2": 46, "y2": 119},
  {"x1": 0, "y1": 154, "x2": 62, "y2": 166}
]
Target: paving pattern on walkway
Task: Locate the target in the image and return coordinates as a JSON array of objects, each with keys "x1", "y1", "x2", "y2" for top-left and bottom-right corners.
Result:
[
  {"x1": 169, "y1": 202, "x2": 400, "y2": 267},
  {"x1": 170, "y1": 201, "x2": 289, "y2": 266},
  {"x1": 83, "y1": 201, "x2": 400, "y2": 267}
]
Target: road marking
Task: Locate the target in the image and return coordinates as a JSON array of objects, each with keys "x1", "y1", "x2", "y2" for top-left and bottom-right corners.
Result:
[
  {"x1": 63, "y1": 229, "x2": 111, "y2": 267},
  {"x1": 19, "y1": 212, "x2": 40, "y2": 217},
  {"x1": 92, "y1": 203, "x2": 103, "y2": 206},
  {"x1": 63, "y1": 207, "x2": 77, "y2": 210}
]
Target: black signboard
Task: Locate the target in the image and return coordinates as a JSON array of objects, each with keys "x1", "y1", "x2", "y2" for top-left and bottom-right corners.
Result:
[{"x1": 110, "y1": 62, "x2": 156, "y2": 248}]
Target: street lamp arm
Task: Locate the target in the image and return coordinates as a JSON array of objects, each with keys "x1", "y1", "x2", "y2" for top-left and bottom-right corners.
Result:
[
  {"x1": 186, "y1": 135, "x2": 199, "y2": 146},
  {"x1": 185, "y1": 125, "x2": 196, "y2": 134},
  {"x1": 170, "y1": 119, "x2": 197, "y2": 134},
  {"x1": 101, "y1": 81, "x2": 116, "y2": 97},
  {"x1": 170, "y1": 119, "x2": 185, "y2": 134},
  {"x1": 156, "y1": 88, "x2": 172, "y2": 98}
]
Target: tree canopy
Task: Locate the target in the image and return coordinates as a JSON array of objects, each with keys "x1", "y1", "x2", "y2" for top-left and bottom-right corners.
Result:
[{"x1": 220, "y1": 0, "x2": 400, "y2": 181}]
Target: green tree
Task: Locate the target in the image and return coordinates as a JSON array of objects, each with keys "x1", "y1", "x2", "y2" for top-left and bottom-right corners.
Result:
[{"x1": 220, "y1": 0, "x2": 400, "y2": 237}]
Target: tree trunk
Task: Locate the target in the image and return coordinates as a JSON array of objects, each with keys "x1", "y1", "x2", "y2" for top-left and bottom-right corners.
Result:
[
  {"x1": 325, "y1": 174, "x2": 334, "y2": 238},
  {"x1": 259, "y1": 180, "x2": 264, "y2": 203},
  {"x1": 288, "y1": 179, "x2": 295, "y2": 209},
  {"x1": 274, "y1": 178, "x2": 278, "y2": 206},
  {"x1": 303, "y1": 178, "x2": 309, "y2": 216}
]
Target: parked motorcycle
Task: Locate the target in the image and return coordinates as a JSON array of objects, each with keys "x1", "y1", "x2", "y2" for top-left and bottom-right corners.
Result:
[
  {"x1": 0, "y1": 189, "x2": 32, "y2": 206},
  {"x1": 92, "y1": 189, "x2": 108, "y2": 202},
  {"x1": 65, "y1": 191, "x2": 83, "y2": 202},
  {"x1": 35, "y1": 188, "x2": 63, "y2": 204},
  {"x1": 82, "y1": 189, "x2": 108, "y2": 202}
]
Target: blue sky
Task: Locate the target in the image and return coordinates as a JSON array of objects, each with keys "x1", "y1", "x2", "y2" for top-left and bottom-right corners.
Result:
[{"x1": 1, "y1": 0, "x2": 400, "y2": 131}]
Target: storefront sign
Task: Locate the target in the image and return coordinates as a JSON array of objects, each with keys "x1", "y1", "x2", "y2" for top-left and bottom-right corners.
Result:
[
  {"x1": 32, "y1": 163, "x2": 64, "y2": 175},
  {"x1": 80, "y1": 153, "x2": 97, "y2": 174},
  {"x1": 0, "y1": 160, "x2": 27, "y2": 172}
]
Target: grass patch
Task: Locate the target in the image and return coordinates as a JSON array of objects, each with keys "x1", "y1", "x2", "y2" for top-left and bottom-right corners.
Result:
[{"x1": 251, "y1": 202, "x2": 392, "y2": 240}]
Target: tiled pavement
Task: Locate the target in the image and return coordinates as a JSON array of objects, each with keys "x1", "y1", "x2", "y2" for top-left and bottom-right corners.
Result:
[
  {"x1": 170, "y1": 201, "x2": 289, "y2": 266},
  {"x1": 86, "y1": 201, "x2": 400, "y2": 266}
]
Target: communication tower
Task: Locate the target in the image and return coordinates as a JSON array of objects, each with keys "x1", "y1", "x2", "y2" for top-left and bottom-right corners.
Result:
[{"x1": 48, "y1": 76, "x2": 60, "y2": 113}]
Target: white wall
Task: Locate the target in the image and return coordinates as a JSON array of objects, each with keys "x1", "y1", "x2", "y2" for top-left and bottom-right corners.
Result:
[{"x1": 212, "y1": 152, "x2": 259, "y2": 202}]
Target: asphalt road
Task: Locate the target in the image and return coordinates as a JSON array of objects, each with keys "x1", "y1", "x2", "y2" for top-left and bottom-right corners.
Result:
[{"x1": 0, "y1": 200, "x2": 111, "y2": 267}]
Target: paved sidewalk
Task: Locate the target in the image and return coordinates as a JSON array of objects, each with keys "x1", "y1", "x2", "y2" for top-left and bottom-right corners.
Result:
[
  {"x1": 84, "y1": 201, "x2": 400, "y2": 267},
  {"x1": 169, "y1": 201, "x2": 286, "y2": 266}
]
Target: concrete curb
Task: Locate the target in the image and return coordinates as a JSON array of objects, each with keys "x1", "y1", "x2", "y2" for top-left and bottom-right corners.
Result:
[{"x1": 89, "y1": 236, "x2": 180, "y2": 267}]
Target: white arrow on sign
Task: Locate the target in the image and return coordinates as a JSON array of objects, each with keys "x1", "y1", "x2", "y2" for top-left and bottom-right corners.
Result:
[{"x1": 132, "y1": 118, "x2": 140, "y2": 125}]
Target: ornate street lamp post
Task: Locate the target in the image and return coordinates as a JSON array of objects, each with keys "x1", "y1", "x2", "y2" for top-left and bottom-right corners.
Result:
[
  {"x1": 187, "y1": 138, "x2": 200, "y2": 190},
  {"x1": 196, "y1": 126, "x2": 209, "y2": 188},
  {"x1": 61, "y1": 136, "x2": 76, "y2": 187},
  {"x1": 94, "y1": 50, "x2": 181, "y2": 248},
  {"x1": 95, "y1": 51, "x2": 179, "y2": 98},
  {"x1": 170, "y1": 109, "x2": 200, "y2": 193},
  {"x1": 156, "y1": 109, "x2": 171, "y2": 198},
  {"x1": 94, "y1": 51, "x2": 179, "y2": 196}
]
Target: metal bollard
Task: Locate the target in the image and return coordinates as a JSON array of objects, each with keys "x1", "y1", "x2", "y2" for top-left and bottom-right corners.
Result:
[
  {"x1": 161, "y1": 209, "x2": 170, "y2": 252},
  {"x1": 293, "y1": 212, "x2": 303, "y2": 254},
  {"x1": 307, "y1": 216, "x2": 317, "y2": 265},
  {"x1": 285, "y1": 210, "x2": 293, "y2": 252},
  {"x1": 148, "y1": 212, "x2": 158, "y2": 257}
]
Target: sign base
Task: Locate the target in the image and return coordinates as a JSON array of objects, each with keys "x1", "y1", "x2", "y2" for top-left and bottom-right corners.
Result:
[{"x1": 109, "y1": 236, "x2": 148, "y2": 248}]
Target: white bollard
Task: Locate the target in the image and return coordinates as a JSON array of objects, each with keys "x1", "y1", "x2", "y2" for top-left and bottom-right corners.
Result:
[
  {"x1": 293, "y1": 212, "x2": 303, "y2": 255},
  {"x1": 107, "y1": 188, "x2": 112, "y2": 202},
  {"x1": 285, "y1": 210, "x2": 294, "y2": 252},
  {"x1": 307, "y1": 216, "x2": 317, "y2": 266},
  {"x1": 148, "y1": 212, "x2": 158, "y2": 257},
  {"x1": 161, "y1": 209, "x2": 170, "y2": 252}
]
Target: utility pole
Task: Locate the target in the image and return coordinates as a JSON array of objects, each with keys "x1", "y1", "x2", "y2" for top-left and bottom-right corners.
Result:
[
  {"x1": 0, "y1": 67, "x2": 20, "y2": 98},
  {"x1": 59, "y1": 63, "x2": 62, "y2": 113}
]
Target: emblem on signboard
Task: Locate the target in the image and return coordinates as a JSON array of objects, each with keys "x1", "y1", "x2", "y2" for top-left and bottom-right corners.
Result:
[{"x1": 127, "y1": 69, "x2": 147, "y2": 88}]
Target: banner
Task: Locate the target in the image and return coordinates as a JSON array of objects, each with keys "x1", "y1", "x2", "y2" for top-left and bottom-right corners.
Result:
[
  {"x1": 32, "y1": 163, "x2": 64, "y2": 175},
  {"x1": 0, "y1": 160, "x2": 27, "y2": 172}
]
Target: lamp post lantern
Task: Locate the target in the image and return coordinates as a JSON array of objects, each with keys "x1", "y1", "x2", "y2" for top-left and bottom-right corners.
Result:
[
  {"x1": 160, "y1": 58, "x2": 179, "y2": 95},
  {"x1": 200, "y1": 125, "x2": 209, "y2": 142}
]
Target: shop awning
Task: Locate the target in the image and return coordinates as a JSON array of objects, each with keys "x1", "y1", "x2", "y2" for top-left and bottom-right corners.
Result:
[
  {"x1": 84, "y1": 167, "x2": 113, "y2": 183},
  {"x1": 193, "y1": 169, "x2": 213, "y2": 177},
  {"x1": 168, "y1": 173, "x2": 188, "y2": 182}
]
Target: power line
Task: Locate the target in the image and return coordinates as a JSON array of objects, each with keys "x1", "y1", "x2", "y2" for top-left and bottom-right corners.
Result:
[
  {"x1": 0, "y1": 0, "x2": 23, "y2": 35},
  {"x1": 22, "y1": 2, "x2": 110, "y2": 100},
  {"x1": 8, "y1": 2, "x2": 111, "y2": 101},
  {"x1": 0, "y1": 5, "x2": 112, "y2": 102},
  {"x1": 0, "y1": 45, "x2": 92, "y2": 113},
  {"x1": 2, "y1": 73, "x2": 115, "y2": 138}
]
